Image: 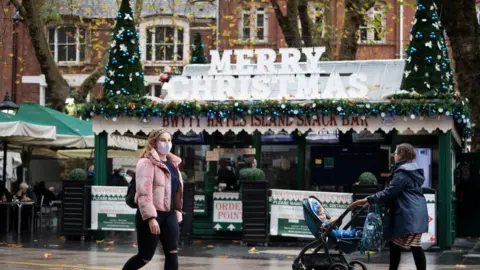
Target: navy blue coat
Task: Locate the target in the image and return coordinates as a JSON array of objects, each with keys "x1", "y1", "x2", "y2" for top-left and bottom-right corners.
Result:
[{"x1": 367, "y1": 161, "x2": 428, "y2": 241}]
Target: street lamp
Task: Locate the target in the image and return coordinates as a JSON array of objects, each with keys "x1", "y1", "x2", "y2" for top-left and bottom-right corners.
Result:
[{"x1": 0, "y1": 92, "x2": 19, "y2": 115}]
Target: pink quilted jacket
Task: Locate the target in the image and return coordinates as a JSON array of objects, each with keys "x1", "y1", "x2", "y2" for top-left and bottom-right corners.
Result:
[{"x1": 135, "y1": 149, "x2": 183, "y2": 223}]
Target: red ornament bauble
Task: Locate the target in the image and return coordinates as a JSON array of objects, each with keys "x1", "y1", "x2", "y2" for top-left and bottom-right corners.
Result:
[{"x1": 160, "y1": 73, "x2": 169, "y2": 82}]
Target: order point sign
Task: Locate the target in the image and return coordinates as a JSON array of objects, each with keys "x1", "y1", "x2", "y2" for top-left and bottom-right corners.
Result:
[{"x1": 212, "y1": 192, "x2": 242, "y2": 232}]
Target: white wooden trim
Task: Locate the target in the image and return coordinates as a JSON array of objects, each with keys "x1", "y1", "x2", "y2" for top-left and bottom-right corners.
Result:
[
  {"x1": 191, "y1": 26, "x2": 213, "y2": 30},
  {"x1": 239, "y1": 9, "x2": 250, "y2": 40},
  {"x1": 53, "y1": 28, "x2": 58, "y2": 62},
  {"x1": 22, "y1": 74, "x2": 163, "y2": 87},
  {"x1": 255, "y1": 7, "x2": 268, "y2": 43},
  {"x1": 39, "y1": 86, "x2": 46, "y2": 106},
  {"x1": 22, "y1": 74, "x2": 166, "y2": 105},
  {"x1": 150, "y1": 84, "x2": 155, "y2": 96}
]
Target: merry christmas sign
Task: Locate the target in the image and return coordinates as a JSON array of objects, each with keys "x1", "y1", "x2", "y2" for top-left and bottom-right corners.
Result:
[{"x1": 164, "y1": 48, "x2": 406, "y2": 101}]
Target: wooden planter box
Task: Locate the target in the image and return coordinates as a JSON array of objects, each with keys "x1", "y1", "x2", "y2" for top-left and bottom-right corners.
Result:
[
  {"x1": 61, "y1": 179, "x2": 92, "y2": 240},
  {"x1": 241, "y1": 180, "x2": 269, "y2": 246}
]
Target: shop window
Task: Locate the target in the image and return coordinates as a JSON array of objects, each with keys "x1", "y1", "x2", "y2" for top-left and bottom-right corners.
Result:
[
  {"x1": 173, "y1": 144, "x2": 210, "y2": 188},
  {"x1": 358, "y1": 4, "x2": 386, "y2": 43},
  {"x1": 48, "y1": 26, "x2": 86, "y2": 63},
  {"x1": 261, "y1": 145, "x2": 298, "y2": 190},
  {"x1": 146, "y1": 26, "x2": 184, "y2": 62},
  {"x1": 240, "y1": 6, "x2": 268, "y2": 42},
  {"x1": 415, "y1": 148, "x2": 432, "y2": 188}
]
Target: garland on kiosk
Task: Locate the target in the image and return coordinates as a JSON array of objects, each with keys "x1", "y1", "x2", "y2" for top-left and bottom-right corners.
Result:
[{"x1": 80, "y1": 96, "x2": 472, "y2": 137}]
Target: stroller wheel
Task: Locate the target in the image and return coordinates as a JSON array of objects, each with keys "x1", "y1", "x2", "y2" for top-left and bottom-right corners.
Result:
[
  {"x1": 349, "y1": 260, "x2": 367, "y2": 270},
  {"x1": 328, "y1": 263, "x2": 348, "y2": 270}
]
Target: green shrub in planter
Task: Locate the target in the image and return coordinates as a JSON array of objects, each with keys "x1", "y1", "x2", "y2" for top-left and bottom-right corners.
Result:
[
  {"x1": 242, "y1": 168, "x2": 266, "y2": 181},
  {"x1": 358, "y1": 172, "x2": 377, "y2": 185},
  {"x1": 69, "y1": 168, "x2": 87, "y2": 181}
]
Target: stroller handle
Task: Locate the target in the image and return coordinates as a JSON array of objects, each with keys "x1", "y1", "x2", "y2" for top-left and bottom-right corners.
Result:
[
  {"x1": 347, "y1": 200, "x2": 369, "y2": 210},
  {"x1": 331, "y1": 203, "x2": 370, "y2": 228}
]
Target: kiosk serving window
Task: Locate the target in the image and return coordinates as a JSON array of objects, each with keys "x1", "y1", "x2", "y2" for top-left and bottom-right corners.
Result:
[
  {"x1": 173, "y1": 132, "x2": 209, "y2": 187},
  {"x1": 261, "y1": 145, "x2": 298, "y2": 190}
]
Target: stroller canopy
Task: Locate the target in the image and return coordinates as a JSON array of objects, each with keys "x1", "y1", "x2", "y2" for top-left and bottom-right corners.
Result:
[{"x1": 303, "y1": 196, "x2": 331, "y2": 238}]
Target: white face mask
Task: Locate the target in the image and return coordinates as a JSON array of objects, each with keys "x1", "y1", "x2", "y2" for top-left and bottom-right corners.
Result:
[
  {"x1": 156, "y1": 142, "x2": 172, "y2": 155},
  {"x1": 125, "y1": 175, "x2": 132, "y2": 183}
]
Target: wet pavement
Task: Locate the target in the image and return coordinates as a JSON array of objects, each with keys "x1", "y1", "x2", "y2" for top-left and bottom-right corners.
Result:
[{"x1": 0, "y1": 232, "x2": 479, "y2": 269}]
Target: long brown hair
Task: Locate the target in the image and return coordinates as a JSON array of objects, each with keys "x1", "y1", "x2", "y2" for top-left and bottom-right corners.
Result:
[{"x1": 140, "y1": 129, "x2": 171, "y2": 158}]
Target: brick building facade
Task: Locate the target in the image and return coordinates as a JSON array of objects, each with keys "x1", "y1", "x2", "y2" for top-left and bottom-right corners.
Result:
[
  {"x1": 218, "y1": 0, "x2": 417, "y2": 59},
  {"x1": 0, "y1": 0, "x2": 216, "y2": 105},
  {"x1": 0, "y1": 0, "x2": 419, "y2": 105}
]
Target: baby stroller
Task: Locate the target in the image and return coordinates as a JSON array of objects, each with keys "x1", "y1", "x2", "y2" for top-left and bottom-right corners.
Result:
[{"x1": 292, "y1": 196, "x2": 369, "y2": 270}]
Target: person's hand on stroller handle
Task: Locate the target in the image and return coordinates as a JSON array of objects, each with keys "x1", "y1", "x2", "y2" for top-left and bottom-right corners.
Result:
[{"x1": 349, "y1": 198, "x2": 369, "y2": 210}]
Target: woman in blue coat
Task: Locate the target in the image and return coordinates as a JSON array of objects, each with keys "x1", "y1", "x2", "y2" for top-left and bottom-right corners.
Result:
[{"x1": 353, "y1": 143, "x2": 428, "y2": 270}]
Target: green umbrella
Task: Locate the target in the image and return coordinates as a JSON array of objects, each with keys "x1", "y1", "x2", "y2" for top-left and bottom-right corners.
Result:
[
  {"x1": 8, "y1": 103, "x2": 137, "y2": 150},
  {"x1": 0, "y1": 111, "x2": 56, "y2": 140},
  {"x1": 0, "y1": 111, "x2": 56, "y2": 183}
]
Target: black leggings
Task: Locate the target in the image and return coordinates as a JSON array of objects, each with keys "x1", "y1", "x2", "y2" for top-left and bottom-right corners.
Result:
[
  {"x1": 123, "y1": 211, "x2": 179, "y2": 270},
  {"x1": 389, "y1": 242, "x2": 426, "y2": 270}
]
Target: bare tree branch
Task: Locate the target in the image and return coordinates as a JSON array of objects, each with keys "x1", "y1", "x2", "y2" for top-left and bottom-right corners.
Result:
[
  {"x1": 270, "y1": 0, "x2": 370, "y2": 59},
  {"x1": 134, "y1": 0, "x2": 144, "y2": 23},
  {"x1": 270, "y1": 0, "x2": 289, "y2": 38},
  {"x1": 338, "y1": 0, "x2": 376, "y2": 60},
  {"x1": 22, "y1": 0, "x2": 69, "y2": 110},
  {"x1": 270, "y1": 0, "x2": 302, "y2": 48},
  {"x1": 298, "y1": 0, "x2": 313, "y2": 47},
  {"x1": 285, "y1": 0, "x2": 302, "y2": 48},
  {"x1": 434, "y1": 0, "x2": 480, "y2": 151},
  {"x1": 8, "y1": 0, "x2": 26, "y2": 18},
  {"x1": 71, "y1": 52, "x2": 109, "y2": 102},
  {"x1": 316, "y1": 0, "x2": 333, "y2": 60}
]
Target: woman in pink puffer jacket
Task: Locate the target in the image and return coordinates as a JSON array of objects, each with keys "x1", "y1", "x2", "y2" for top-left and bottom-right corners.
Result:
[{"x1": 123, "y1": 129, "x2": 183, "y2": 270}]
